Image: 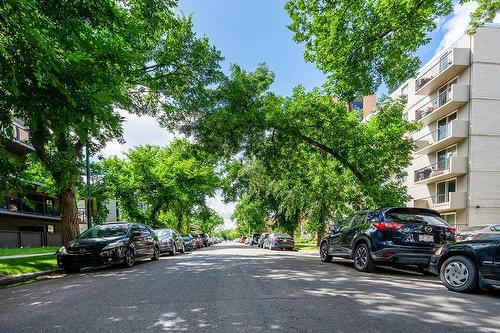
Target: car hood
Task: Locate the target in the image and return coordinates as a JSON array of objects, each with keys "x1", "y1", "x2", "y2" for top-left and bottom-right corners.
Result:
[{"x1": 69, "y1": 236, "x2": 126, "y2": 252}]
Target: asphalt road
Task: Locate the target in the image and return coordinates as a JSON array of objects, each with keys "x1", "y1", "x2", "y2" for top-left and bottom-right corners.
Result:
[{"x1": 0, "y1": 243, "x2": 499, "y2": 333}]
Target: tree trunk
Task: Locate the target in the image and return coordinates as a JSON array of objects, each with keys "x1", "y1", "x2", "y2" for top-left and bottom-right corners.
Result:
[
  {"x1": 176, "y1": 212, "x2": 183, "y2": 232},
  {"x1": 316, "y1": 203, "x2": 327, "y2": 246},
  {"x1": 59, "y1": 186, "x2": 80, "y2": 246}
]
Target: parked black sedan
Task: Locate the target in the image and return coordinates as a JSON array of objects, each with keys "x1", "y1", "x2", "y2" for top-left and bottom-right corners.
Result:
[
  {"x1": 57, "y1": 222, "x2": 159, "y2": 273},
  {"x1": 320, "y1": 207, "x2": 455, "y2": 272},
  {"x1": 156, "y1": 229, "x2": 185, "y2": 255},
  {"x1": 430, "y1": 235, "x2": 500, "y2": 293}
]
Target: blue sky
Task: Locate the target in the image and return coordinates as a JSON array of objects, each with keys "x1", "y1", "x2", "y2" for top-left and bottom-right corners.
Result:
[{"x1": 104, "y1": 1, "x2": 482, "y2": 228}]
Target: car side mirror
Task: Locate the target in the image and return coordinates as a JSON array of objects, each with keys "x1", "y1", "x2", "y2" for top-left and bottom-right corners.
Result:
[{"x1": 328, "y1": 223, "x2": 340, "y2": 234}]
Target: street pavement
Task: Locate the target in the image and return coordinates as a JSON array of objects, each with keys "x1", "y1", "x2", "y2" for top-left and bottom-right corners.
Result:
[{"x1": 0, "y1": 243, "x2": 499, "y2": 333}]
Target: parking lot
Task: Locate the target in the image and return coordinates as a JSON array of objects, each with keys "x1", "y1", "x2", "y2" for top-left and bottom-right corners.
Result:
[{"x1": 0, "y1": 242, "x2": 499, "y2": 333}]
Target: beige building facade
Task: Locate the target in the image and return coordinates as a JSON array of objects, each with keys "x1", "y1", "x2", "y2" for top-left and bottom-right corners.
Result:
[{"x1": 391, "y1": 25, "x2": 500, "y2": 230}]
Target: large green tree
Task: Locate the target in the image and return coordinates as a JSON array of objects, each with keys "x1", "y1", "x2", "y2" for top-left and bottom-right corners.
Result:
[
  {"x1": 285, "y1": 0, "x2": 500, "y2": 100},
  {"x1": 0, "y1": 0, "x2": 223, "y2": 244}
]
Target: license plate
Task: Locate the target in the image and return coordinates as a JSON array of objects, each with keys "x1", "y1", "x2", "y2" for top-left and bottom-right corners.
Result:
[{"x1": 418, "y1": 234, "x2": 434, "y2": 242}]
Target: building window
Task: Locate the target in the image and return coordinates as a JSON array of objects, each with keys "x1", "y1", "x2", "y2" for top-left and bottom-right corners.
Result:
[
  {"x1": 436, "y1": 179, "x2": 456, "y2": 204},
  {"x1": 436, "y1": 145, "x2": 457, "y2": 171},
  {"x1": 401, "y1": 84, "x2": 409, "y2": 96},
  {"x1": 441, "y1": 212, "x2": 456, "y2": 226},
  {"x1": 437, "y1": 112, "x2": 457, "y2": 141}
]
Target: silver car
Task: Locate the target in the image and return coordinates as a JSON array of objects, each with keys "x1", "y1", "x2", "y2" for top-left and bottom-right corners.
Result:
[{"x1": 456, "y1": 224, "x2": 500, "y2": 241}]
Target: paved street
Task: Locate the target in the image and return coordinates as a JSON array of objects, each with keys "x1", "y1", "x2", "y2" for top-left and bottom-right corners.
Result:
[{"x1": 0, "y1": 243, "x2": 499, "y2": 333}]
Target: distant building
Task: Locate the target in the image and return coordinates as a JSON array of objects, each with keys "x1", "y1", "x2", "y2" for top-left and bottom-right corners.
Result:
[{"x1": 0, "y1": 119, "x2": 62, "y2": 247}]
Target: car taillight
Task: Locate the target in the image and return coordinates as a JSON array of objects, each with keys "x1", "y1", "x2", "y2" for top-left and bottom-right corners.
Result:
[{"x1": 373, "y1": 222, "x2": 404, "y2": 231}]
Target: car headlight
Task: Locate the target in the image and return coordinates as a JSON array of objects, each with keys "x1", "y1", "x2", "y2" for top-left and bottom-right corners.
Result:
[
  {"x1": 58, "y1": 246, "x2": 67, "y2": 254},
  {"x1": 102, "y1": 240, "x2": 126, "y2": 250}
]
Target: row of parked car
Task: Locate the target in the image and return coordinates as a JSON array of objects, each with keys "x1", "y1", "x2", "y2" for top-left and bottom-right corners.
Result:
[
  {"x1": 240, "y1": 232, "x2": 295, "y2": 250},
  {"x1": 56, "y1": 222, "x2": 222, "y2": 273},
  {"x1": 317, "y1": 207, "x2": 500, "y2": 293}
]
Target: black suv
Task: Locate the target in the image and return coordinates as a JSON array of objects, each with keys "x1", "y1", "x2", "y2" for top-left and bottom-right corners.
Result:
[
  {"x1": 57, "y1": 222, "x2": 159, "y2": 273},
  {"x1": 430, "y1": 235, "x2": 500, "y2": 293},
  {"x1": 320, "y1": 207, "x2": 455, "y2": 272}
]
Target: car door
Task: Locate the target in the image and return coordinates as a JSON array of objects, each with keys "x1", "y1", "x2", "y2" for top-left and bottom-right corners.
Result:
[
  {"x1": 338, "y1": 213, "x2": 367, "y2": 257},
  {"x1": 130, "y1": 224, "x2": 144, "y2": 256},
  {"x1": 329, "y1": 218, "x2": 351, "y2": 256},
  {"x1": 139, "y1": 224, "x2": 155, "y2": 256}
]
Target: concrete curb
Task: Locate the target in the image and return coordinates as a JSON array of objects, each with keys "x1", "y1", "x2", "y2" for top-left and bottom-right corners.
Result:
[{"x1": 0, "y1": 268, "x2": 64, "y2": 286}]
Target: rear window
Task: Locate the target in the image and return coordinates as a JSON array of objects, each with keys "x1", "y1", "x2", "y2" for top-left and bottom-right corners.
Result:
[
  {"x1": 156, "y1": 229, "x2": 173, "y2": 237},
  {"x1": 384, "y1": 209, "x2": 449, "y2": 227},
  {"x1": 274, "y1": 233, "x2": 291, "y2": 238}
]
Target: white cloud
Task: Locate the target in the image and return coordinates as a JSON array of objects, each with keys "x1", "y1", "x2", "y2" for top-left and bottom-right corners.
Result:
[
  {"x1": 437, "y1": 1, "x2": 500, "y2": 54},
  {"x1": 100, "y1": 110, "x2": 176, "y2": 158},
  {"x1": 206, "y1": 190, "x2": 236, "y2": 229},
  {"x1": 437, "y1": 1, "x2": 478, "y2": 53}
]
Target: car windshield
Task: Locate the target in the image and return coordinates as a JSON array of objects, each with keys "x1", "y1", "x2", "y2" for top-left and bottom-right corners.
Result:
[
  {"x1": 156, "y1": 229, "x2": 173, "y2": 237},
  {"x1": 384, "y1": 209, "x2": 449, "y2": 226},
  {"x1": 78, "y1": 224, "x2": 129, "y2": 239}
]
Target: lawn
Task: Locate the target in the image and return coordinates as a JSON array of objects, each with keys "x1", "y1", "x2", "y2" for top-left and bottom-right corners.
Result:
[
  {"x1": 294, "y1": 242, "x2": 318, "y2": 251},
  {"x1": 0, "y1": 247, "x2": 59, "y2": 257},
  {"x1": 0, "y1": 255, "x2": 58, "y2": 276}
]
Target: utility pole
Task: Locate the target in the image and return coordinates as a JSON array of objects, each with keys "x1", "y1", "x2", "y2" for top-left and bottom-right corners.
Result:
[{"x1": 86, "y1": 143, "x2": 92, "y2": 230}]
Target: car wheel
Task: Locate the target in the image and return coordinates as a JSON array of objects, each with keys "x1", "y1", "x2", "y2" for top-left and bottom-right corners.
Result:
[
  {"x1": 124, "y1": 248, "x2": 135, "y2": 268},
  {"x1": 151, "y1": 246, "x2": 160, "y2": 261},
  {"x1": 170, "y1": 245, "x2": 177, "y2": 256},
  {"x1": 320, "y1": 242, "x2": 333, "y2": 263},
  {"x1": 353, "y1": 243, "x2": 375, "y2": 272},
  {"x1": 440, "y1": 256, "x2": 478, "y2": 293}
]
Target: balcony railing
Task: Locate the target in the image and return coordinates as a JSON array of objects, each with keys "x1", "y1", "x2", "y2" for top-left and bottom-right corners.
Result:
[
  {"x1": 413, "y1": 192, "x2": 466, "y2": 212},
  {"x1": 415, "y1": 123, "x2": 452, "y2": 146},
  {"x1": 415, "y1": 87, "x2": 452, "y2": 121},
  {"x1": 414, "y1": 158, "x2": 452, "y2": 183},
  {"x1": 415, "y1": 50, "x2": 453, "y2": 92},
  {"x1": 0, "y1": 195, "x2": 60, "y2": 217}
]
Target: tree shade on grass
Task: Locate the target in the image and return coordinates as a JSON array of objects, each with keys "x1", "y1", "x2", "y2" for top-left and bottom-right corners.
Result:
[{"x1": 0, "y1": 255, "x2": 57, "y2": 276}]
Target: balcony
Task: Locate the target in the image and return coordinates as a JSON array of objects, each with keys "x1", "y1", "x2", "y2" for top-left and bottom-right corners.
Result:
[
  {"x1": 0, "y1": 195, "x2": 60, "y2": 220},
  {"x1": 414, "y1": 156, "x2": 467, "y2": 185},
  {"x1": 414, "y1": 84, "x2": 469, "y2": 125},
  {"x1": 4, "y1": 121, "x2": 35, "y2": 156},
  {"x1": 413, "y1": 192, "x2": 467, "y2": 213},
  {"x1": 415, "y1": 47, "x2": 470, "y2": 95},
  {"x1": 414, "y1": 120, "x2": 468, "y2": 155}
]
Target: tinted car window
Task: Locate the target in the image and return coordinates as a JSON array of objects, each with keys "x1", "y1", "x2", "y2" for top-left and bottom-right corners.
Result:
[
  {"x1": 156, "y1": 229, "x2": 173, "y2": 237},
  {"x1": 139, "y1": 225, "x2": 151, "y2": 236},
  {"x1": 384, "y1": 209, "x2": 449, "y2": 226},
  {"x1": 351, "y1": 213, "x2": 366, "y2": 228},
  {"x1": 490, "y1": 225, "x2": 500, "y2": 231},
  {"x1": 78, "y1": 224, "x2": 129, "y2": 239}
]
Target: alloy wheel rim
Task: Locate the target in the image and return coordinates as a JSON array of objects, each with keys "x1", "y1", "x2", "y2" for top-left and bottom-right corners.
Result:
[
  {"x1": 320, "y1": 244, "x2": 328, "y2": 260},
  {"x1": 444, "y1": 261, "x2": 469, "y2": 287},
  {"x1": 355, "y1": 246, "x2": 367, "y2": 269},
  {"x1": 126, "y1": 251, "x2": 134, "y2": 266}
]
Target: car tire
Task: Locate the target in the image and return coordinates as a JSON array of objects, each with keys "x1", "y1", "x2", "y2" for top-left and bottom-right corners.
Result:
[
  {"x1": 124, "y1": 248, "x2": 135, "y2": 268},
  {"x1": 151, "y1": 246, "x2": 160, "y2": 261},
  {"x1": 353, "y1": 243, "x2": 375, "y2": 272},
  {"x1": 440, "y1": 256, "x2": 478, "y2": 293},
  {"x1": 320, "y1": 242, "x2": 333, "y2": 263}
]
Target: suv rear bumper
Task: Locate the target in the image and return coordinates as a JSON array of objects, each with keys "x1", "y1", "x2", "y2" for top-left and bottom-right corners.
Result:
[{"x1": 371, "y1": 247, "x2": 434, "y2": 266}]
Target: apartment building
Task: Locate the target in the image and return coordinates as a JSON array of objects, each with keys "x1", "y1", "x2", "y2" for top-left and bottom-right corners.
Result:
[
  {"x1": 0, "y1": 119, "x2": 62, "y2": 247},
  {"x1": 391, "y1": 24, "x2": 500, "y2": 230}
]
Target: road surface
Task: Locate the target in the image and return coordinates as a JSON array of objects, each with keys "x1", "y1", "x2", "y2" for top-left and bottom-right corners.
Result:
[{"x1": 0, "y1": 243, "x2": 499, "y2": 332}]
